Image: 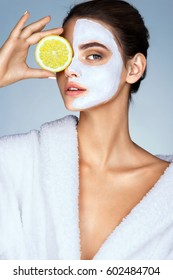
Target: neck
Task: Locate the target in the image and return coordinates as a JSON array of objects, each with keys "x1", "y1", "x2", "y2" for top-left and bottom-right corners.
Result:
[{"x1": 77, "y1": 89, "x2": 134, "y2": 169}]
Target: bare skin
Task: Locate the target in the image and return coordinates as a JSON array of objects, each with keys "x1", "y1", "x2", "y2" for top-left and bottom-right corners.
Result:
[{"x1": 0, "y1": 14, "x2": 170, "y2": 260}]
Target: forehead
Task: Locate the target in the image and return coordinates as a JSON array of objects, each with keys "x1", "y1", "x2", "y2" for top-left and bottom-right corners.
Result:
[{"x1": 63, "y1": 18, "x2": 117, "y2": 48}]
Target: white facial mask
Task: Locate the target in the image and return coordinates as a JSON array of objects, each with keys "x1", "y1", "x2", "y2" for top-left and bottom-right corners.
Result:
[{"x1": 68, "y1": 19, "x2": 123, "y2": 110}]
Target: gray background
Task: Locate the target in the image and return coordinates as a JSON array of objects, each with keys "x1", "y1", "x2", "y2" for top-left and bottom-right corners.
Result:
[{"x1": 0, "y1": 0, "x2": 172, "y2": 155}]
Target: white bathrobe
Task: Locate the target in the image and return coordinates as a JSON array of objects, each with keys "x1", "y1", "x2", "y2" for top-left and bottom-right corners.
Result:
[{"x1": 0, "y1": 115, "x2": 173, "y2": 260}]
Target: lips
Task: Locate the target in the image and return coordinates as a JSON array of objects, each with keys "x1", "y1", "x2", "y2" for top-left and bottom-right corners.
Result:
[{"x1": 65, "y1": 82, "x2": 87, "y2": 96}]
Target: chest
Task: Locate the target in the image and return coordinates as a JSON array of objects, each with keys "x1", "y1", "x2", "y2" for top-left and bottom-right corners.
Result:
[{"x1": 78, "y1": 165, "x2": 160, "y2": 260}]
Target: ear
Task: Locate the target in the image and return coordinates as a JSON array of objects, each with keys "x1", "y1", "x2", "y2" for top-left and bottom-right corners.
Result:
[{"x1": 126, "y1": 53, "x2": 146, "y2": 84}]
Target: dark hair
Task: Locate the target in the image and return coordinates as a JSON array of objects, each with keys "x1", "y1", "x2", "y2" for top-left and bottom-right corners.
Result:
[{"x1": 63, "y1": 0, "x2": 150, "y2": 97}]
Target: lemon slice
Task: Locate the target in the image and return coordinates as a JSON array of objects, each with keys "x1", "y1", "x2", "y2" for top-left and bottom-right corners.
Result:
[{"x1": 35, "y1": 35, "x2": 73, "y2": 72}]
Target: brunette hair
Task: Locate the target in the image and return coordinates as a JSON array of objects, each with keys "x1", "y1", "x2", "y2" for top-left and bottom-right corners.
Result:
[{"x1": 63, "y1": 0, "x2": 150, "y2": 97}]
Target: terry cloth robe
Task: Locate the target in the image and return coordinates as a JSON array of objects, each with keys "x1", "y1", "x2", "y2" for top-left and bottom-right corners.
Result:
[{"x1": 0, "y1": 115, "x2": 173, "y2": 260}]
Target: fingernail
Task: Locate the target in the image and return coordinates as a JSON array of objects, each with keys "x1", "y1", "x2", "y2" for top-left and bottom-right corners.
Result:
[
  {"x1": 24, "y1": 11, "x2": 28, "y2": 15},
  {"x1": 48, "y1": 77, "x2": 56, "y2": 80}
]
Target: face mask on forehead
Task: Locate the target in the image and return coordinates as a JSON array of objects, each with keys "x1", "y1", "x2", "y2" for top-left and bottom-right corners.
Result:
[{"x1": 68, "y1": 19, "x2": 123, "y2": 110}]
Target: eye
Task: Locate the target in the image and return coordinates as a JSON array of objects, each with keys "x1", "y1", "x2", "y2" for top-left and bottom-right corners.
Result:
[{"x1": 87, "y1": 54, "x2": 102, "y2": 61}]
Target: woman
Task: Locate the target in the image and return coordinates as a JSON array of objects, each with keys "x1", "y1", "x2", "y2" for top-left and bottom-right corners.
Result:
[{"x1": 0, "y1": 0, "x2": 173, "y2": 260}]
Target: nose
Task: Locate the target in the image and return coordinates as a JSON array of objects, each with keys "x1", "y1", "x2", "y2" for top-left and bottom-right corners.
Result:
[
  {"x1": 64, "y1": 58, "x2": 81, "y2": 78},
  {"x1": 64, "y1": 67, "x2": 78, "y2": 78}
]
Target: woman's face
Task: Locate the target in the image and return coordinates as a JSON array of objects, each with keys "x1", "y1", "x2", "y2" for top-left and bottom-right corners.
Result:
[{"x1": 56, "y1": 18, "x2": 124, "y2": 111}]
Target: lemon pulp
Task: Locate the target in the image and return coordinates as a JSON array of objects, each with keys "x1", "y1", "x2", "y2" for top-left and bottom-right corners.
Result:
[{"x1": 35, "y1": 35, "x2": 72, "y2": 72}]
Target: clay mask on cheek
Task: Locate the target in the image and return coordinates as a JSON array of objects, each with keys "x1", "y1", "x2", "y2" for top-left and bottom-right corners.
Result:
[{"x1": 69, "y1": 19, "x2": 123, "y2": 110}]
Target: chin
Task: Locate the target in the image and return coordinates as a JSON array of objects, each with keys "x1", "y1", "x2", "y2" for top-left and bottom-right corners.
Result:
[
  {"x1": 63, "y1": 102, "x2": 80, "y2": 112},
  {"x1": 63, "y1": 98, "x2": 113, "y2": 112}
]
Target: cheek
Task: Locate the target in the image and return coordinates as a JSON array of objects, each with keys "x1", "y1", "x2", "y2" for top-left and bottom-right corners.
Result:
[
  {"x1": 86, "y1": 65, "x2": 113, "y2": 89},
  {"x1": 79, "y1": 55, "x2": 122, "y2": 93},
  {"x1": 56, "y1": 72, "x2": 65, "y2": 92}
]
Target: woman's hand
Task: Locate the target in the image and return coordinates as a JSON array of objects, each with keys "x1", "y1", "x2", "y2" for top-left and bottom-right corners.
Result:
[{"x1": 0, "y1": 11, "x2": 63, "y2": 87}]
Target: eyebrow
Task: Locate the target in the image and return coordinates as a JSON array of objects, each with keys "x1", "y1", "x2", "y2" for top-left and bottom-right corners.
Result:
[{"x1": 79, "y1": 42, "x2": 109, "y2": 50}]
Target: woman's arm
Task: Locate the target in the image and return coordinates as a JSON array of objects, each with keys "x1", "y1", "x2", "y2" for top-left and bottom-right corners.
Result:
[{"x1": 0, "y1": 11, "x2": 63, "y2": 87}]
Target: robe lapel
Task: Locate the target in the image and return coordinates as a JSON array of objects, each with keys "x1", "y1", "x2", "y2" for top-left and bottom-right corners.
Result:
[{"x1": 40, "y1": 115, "x2": 80, "y2": 259}]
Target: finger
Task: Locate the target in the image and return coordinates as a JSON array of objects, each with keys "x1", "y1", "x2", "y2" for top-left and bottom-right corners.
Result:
[
  {"x1": 20, "y1": 16, "x2": 51, "y2": 39},
  {"x1": 26, "y1": 28, "x2": 64, "y2": 45},
  {"x1": 10, "y1": 11, "x2": 30, "y2": 38},
  {"x1": 25, "y1": 68, "x2": 56, "y2": 79}
]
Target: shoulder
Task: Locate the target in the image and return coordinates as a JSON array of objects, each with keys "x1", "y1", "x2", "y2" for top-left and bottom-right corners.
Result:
[
  {"x1": 40, "y1": 114, "x2": 78, "y2": 135},
  {"x1": 128, "y1": 148, "x2": 173, "y2": 195},
  {"x1": 156, "y1": 154, "x2": 173, "y2": 163},
  {"x1": 0, "y1": 114, "x2": 78, "y2": 171},
  {"x1": 0, "y1": 115, "x2": 78, "y2": 152},
  {"x1": 39, "y1": 115, "x2": 78, "y2": 152},
  {"x1": 0, "y1": 129, "x2": 40, "y2": 171},
  {"x1": 140, "y1": 154, "x2": 173, "y2": 193}
]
